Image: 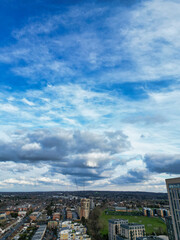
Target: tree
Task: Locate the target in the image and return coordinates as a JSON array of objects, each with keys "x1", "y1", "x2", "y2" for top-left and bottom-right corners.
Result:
[
  {"x1": 81, "y1": 216, "x2": 86, "y2": 225},
  {"x1": 10, "y1": 212, "x2": 18, "y2": 218}
]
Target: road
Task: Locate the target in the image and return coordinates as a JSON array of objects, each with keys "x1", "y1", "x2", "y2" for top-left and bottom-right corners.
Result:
[{"x1": 0, "y1": 216, "x2": 29, "y2": 240}]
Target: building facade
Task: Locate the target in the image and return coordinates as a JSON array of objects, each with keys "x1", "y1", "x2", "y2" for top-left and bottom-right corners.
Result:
[
  {"x1": 108, "y1": 219, "x2": 128, "y2": 240},
  {"x1": 165, "y1": 216, "x2": 176, "y2": 240},
  {"x1": 143, "y1": 208, "x2": 153, "y2": 217},
  {"x1": 120, "y1": 224, "x2": 145, "y2": 240},
  {"x1": 166, "y1": 177, "x2": 180, "y2": 240},
  {"x1": 80, "y1": 199, "x2": 90, "y2": 219}
]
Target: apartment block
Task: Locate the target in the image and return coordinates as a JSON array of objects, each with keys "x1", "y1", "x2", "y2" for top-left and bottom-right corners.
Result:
[
  {"x1": 108, "y1": 219, "x2": 128, "y2": 240},
  {"x1": 80, "y1": 199, "x2": 90, "y2": 219},
  {"x1": 119, "y1": 223, "x2": 145, "y2": 240}
]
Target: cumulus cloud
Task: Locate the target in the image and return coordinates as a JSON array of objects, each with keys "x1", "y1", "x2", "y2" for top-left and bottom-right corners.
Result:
[
  {"x1": 0, "y1": 129, "x2": 130, "y2": 185},
  {"x1": 144, "y1": 154, "x2": 180, "y2": 174}
]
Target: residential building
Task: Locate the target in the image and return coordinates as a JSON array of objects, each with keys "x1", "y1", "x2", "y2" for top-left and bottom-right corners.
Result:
[
  {"x1": 67, "y1": 208, "x2": 73, "y2": 219},
  {"x1": 0, "y1": 213, "x2": 6, "y2": 220},
  {"x1": 48, "y1": 221, "x2": 58, "y2": 229},
  {"x1": 18, "y1": 211, "x2": 27, "y2": 216},
  {"x1": 143, "y1": 208, "x2": 153, "y2": 217},
  {"x1": 59, "y1": 220, "x2": 91, "y2": 240},
  {"x1": 53, "y1": 212, "x2": 60, "y2": 220},
  {"x1": 115, "y1": 207, "x2": 127, "y2": 212},
  {"x1": 156, "y1": 209, "x2": 170, "y2": 218},
  {"x1": 166, "y1": 177, "x2": 180, "y2": 240},
  {"x1": 30, "y1": 212, "x2": 41, "y2": 221},
  {"x1": 120, "y1": 223, "x2": 145, "y2": 240},
  {"x1": 80, "y1": 199, "x2": 90, "y2": 219},
  {"x1": 108, "y1": 219, "x2": 128, "y2": 240}
]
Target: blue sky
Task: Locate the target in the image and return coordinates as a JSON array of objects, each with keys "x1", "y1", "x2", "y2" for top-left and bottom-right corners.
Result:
[{"x1": 0, "y1": 0, "x2": 179, "y2": 192}]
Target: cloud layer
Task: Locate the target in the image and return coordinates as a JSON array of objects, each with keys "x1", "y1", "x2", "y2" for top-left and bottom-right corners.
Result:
[
  {"x1": 0, "y1": 129, "x2": 130, "y2": 186},
  {"x1": 0, "y1": 0, "x2": 179, "y2": 191}
]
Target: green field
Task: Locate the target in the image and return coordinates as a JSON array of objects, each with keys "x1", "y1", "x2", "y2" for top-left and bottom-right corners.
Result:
[{"x1": 99, "y1": 211, "x2": 167, "y2": 236}]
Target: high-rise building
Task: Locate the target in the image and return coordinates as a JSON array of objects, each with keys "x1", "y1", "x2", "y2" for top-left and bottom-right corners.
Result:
[
  {"x1": 166, "y1": 177, "x2": 180, "y2": 240},
  {"x1": 108, "y1": 219, "x2": 128, "y2": 240},
  {"x1": 165, "y1": 216, "x2": 175, "y2": 240},
  {"x1": 80, "y1": 198, "x2": 90, "y2": 219}
]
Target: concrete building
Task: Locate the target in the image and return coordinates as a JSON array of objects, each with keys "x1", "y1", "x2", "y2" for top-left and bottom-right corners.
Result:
[
  {"x1": 143, "y1": 208, "x2": 153, "y2": 217},
  {"x1": 80, "y1": 199, "x2": 90, "y2": 219},
  {"x1": 165, "y1": 216, "x2": 175, "y2": 240},
  {"x1": 108, "y1": 219, "x2": 128, "y2": 240},
  {"x1": 120, "y1": 223, "x2": 145, "y2": 240},
  {"x1": 166, "y1": 177, "x2": 180, "y2": 240}
]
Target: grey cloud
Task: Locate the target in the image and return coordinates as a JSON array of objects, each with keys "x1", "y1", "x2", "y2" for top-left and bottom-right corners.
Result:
[
  {"x1": 0, "y1": 129, "x2": 130, "y2": 185},
  {"x1": 144, "y1": 154, "x2": 180, "y2": 174},
  {"x1": 111, "y1": 169, "x2": 148, "y2": 185}
]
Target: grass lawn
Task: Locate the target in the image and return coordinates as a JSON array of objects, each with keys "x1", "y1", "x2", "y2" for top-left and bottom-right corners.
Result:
[{"x1": 99, "y1": 211, "x2": 167, "y2": 236}]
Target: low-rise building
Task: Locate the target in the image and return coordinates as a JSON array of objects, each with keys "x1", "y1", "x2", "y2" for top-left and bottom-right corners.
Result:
[
  {"x1": 53, "y1": 212, "x2": 60, "y2": 220},
  {"x1": 59, "y1": 220, "x2": 91, "y2": 240},
  {"x1": 30, "y1": 212, "x2": 41, "y2": 221},
  {"x1": 0, "y1": 213, "x2": 6, "y2": 220},
  {"x1": 18, "y1": 211, "x2": 27, "y2": 217},
  {"x1": 48, "y1": 221, "x2": 58, "y2": 229},
  {"x1": 67, "y1": 210, "x2": 73, "y2": 219}
]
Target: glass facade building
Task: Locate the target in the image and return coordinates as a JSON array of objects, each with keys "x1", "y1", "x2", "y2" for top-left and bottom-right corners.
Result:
[
  {"x1": 166, "y1": 178, "x2": 180, "y2": 240},
  {"x1": 165, "y1": 216, "x2": 175, "y2": 240}
]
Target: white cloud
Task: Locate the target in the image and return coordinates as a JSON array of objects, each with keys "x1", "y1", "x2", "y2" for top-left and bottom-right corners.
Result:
[
  {"x1": 22, "y1": 142, "x2": 41, "y2": 151},
  {"x1": 22, "y1": 98, "x2": 35, "y2": 106}
]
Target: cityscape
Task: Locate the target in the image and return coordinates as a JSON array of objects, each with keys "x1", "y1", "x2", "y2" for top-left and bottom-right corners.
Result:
[
  {"x1": 0, "y1": 178, "x2": 179, "y2": 240},
  {"x1": 0, "y1": 0, "x2": 180, "y2": 239}
]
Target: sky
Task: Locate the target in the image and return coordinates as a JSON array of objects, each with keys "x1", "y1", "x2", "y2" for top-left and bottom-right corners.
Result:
[{"x1": 0, "y1": 0, "x2": 179, "y2": 192}]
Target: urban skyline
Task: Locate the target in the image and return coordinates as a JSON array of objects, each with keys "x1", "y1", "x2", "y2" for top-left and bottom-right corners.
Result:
[{"x1": 0, "y1": 0, "x2": 179, "y2": 192}]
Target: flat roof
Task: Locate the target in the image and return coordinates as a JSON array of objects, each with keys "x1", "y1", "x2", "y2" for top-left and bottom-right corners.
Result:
[
  {"x1": 121, "y1": 223, "x2": 145, "y2": 229},
  {"x1": 108, "y1": 219, "x2": 128, "y2": 223},
  {"x1": 166, "y1": 177, "x2": 180, "y2": 184}
]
